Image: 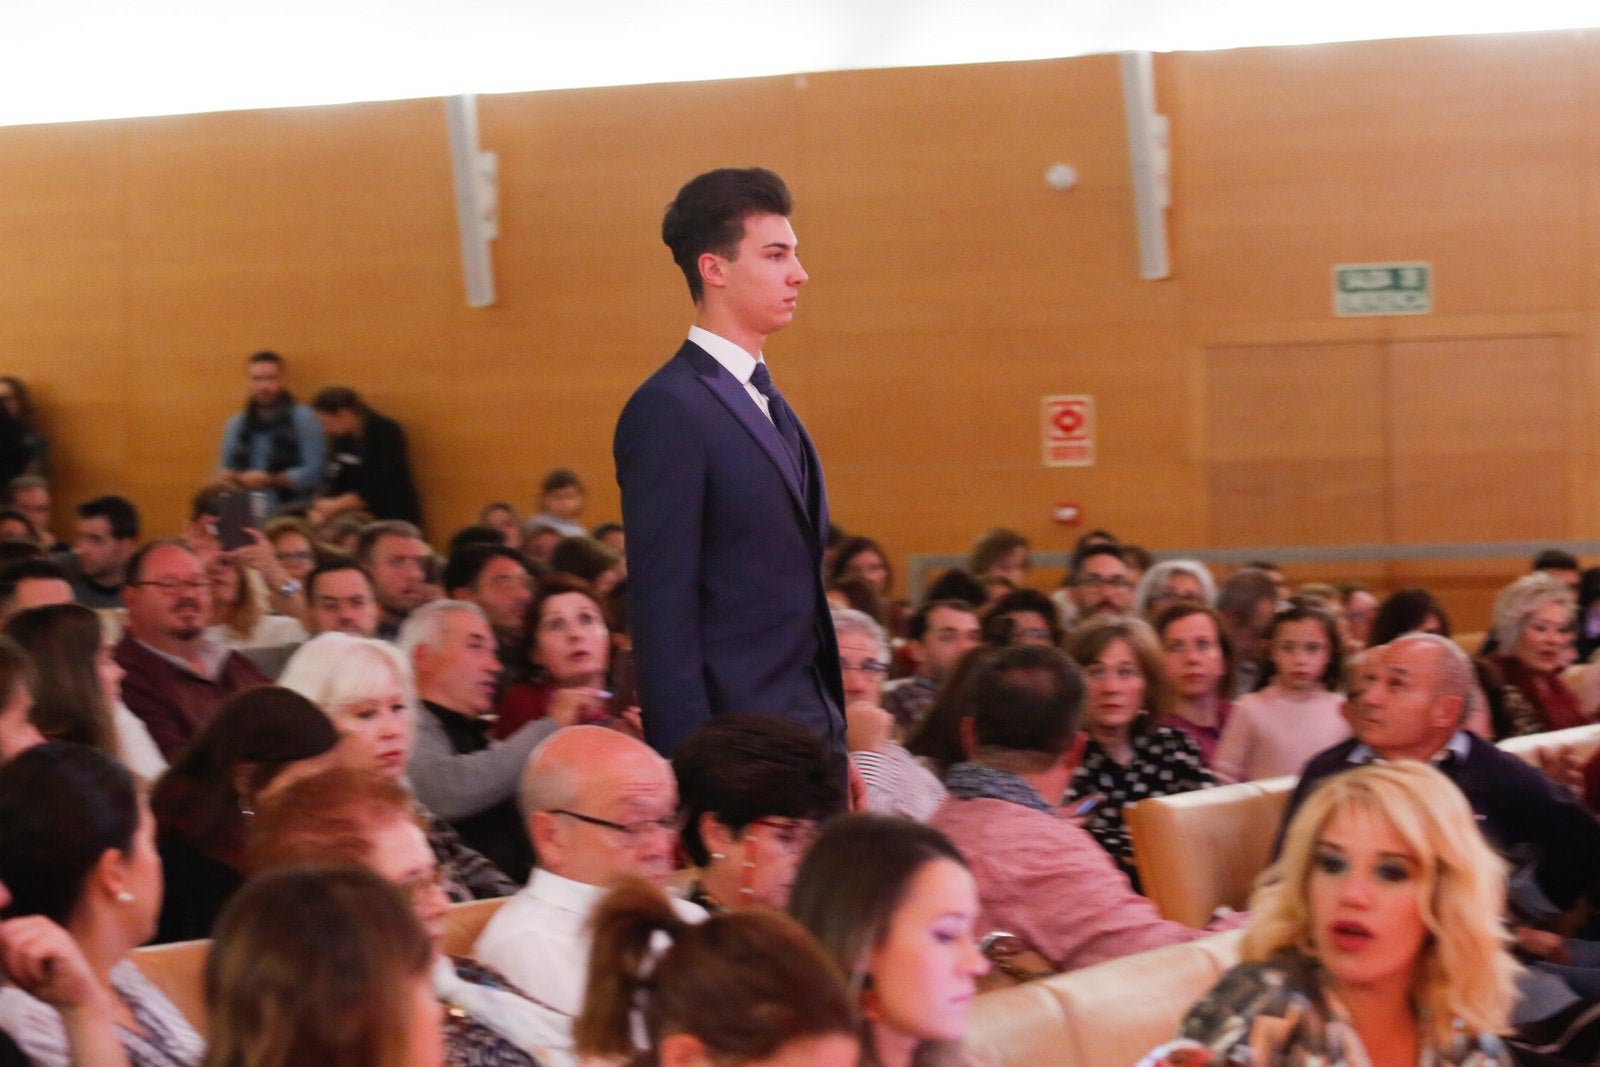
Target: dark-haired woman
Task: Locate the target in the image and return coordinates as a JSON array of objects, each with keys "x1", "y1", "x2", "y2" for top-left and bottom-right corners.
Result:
[
  {"x1": 149, "y1": 686, "x2": 342, "y2": 942},
  {"x1": 0, "y1": 743, "x2": 203, "y2": 1066},
  {"x1": 790, "y1": 815, "x2": 989, "y2": 1067},
  {"x1": 674, "y1": 714, "x2": 844, "y2": 911}
]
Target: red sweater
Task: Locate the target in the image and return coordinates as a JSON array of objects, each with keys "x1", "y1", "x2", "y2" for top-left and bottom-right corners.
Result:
[{"x1": 114, "y1": 634, "x2": 269, "y2": 758}]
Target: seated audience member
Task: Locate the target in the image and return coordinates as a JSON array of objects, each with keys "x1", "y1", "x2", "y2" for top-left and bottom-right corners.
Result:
[
  {"x1": 1213, "y1": 600, "x2": 1349, "y2": 783},
  {"x1": 252, "y1": 768, "x2": 558, "y2": 1066},
  {"x1": 1532, "y1": 547, "x2": 1582, "y2": 596},
  {"x1": 204, "y1": 866, "x2": 441, "y2": 1067},
  {"x1": 1214, "y1": 566, "x2": 1279, "y2": 697},
  {"x1": 305, "y1": 558, "x2": 380, "y2": 637},
  {"x1": 0, "y1": 544, "x2": 41, "y2": 579},
  {"x1": 674, "y1": 715, "x2": 845, "y2": 912},
  {"x1": 0, "y1": 875, "x2": 130, "y2": 1067},
  {"x1": 114, "y1": 540, "x2": 270, "y2": 759},
  {"x1": 278, "y1": 631, "x2": 519, "y2": 900},
  {"x1": 58, "y1": 495, "x2": 139, "y2": 609},
  {"x1": 1132, "y1": 559, "x2": 1216, "y2": 620},
  {"x1": 0, "y1": 558, "x2": 72, "y2": 621},
  {"x1": 1337, "y1": 581, "x2": 1380, "y2": 650},
  {"x1": 929, "y1": 645, "x2": 1213, "y2": 972},
  {"x1": 835, "y1": 608, "x2": 948, "y2": 822},
  {"x1": 1484, "y1": 572, "x2": 1585, "y2": 737},
  {"x1": 825, "y1": 575, "x2": 886, "y2": 627},
  {"x1": 444, "y1": 545, "x2": 534, "y2": 682},
  {"x1": 494, "y1": 575, "x2": 628, "y2": 738},
  {"x1": 308, "y1": 385, "x2": 424, "y2": 527},
  {"x1": 1066, "y1": 619, "x2": 1213, "y2": 888},
  {"x1": 1153, "y1": 604, "x2": 1233, "y2": 766},
  {"x1": 479, "y1": 502, "x2": 522, "y2": 549},
  {"x1": 828, "y1": 534, "x2": 902, "y2": 620},
  {"x1": 148, "y1": 686, "x2": 341, "y2": 943},
  {"x1": 1282, "y1": 634, "x2": 1600, "y2": 961},
  {"x1": 356, "y1": 520, "x2": 433, "y2": 639},
  {"x1": 968, "y1": 527, "x2": 1031, "y2": 588},
  {"x1": 1143, "y1": 762, "x2": 1516, "y2": 1066},
  {"x1": 184, "y1": 487, "x2": 308, "y2": 626},
  {"x1": 531, "y1": 468, "x2": 587, "y2": 539},
  {"x1": 403, "y1": 600, "x2": 574, "y2": 882},
  {"x1": 0, "y1": 640, "x2": 41, "y2": 763},
  {"x1": 1370, "y1": 586, "x2": 1450, "y2": 646},
  {"x1": 204, "y1": 554, "x2": 307, "y2": 652},
  {"x1": 318, "y1": 510, "x2": 370, "y2": 555},
  {"x1": 547, "y1": 536, "x2": 624, "y2": 598},
  {"x1": 475, "y1": 726, "x2": 706, "y2": 1056},
  {"x1": 0, "y1": 381, "x2": 44, "y2": 480},
  {"x1": 0, "y1": 512, "x2": 35, "y2": 546},
  {"x1": 983, "y1": 587, "x2": 1065, "y2": 647},
  {"x1": 447, "y1": 524, "x2": 509, "y2": 558},
  {"x1": 921, "y1": 567, "x2": 990, "y2": 611},
  {"x1": 0, "y1": 743, "x2": 205, "y2": 1066},
  {"x1": 590, "y1": 521, "x2": 624, "y2": 557},
  {"x1": 263, "y1": 515, "x2": 320, "y2": 588},
  {"x1": 1576, "y1": 566, "x2": 1600, "y2": 662},
  {"x1": 578, "y1": 877, "x2": 856, "y2": 1067},
  {"x1": 1062, "y1": 543, "x2": 1137, "y2": 623},
  {"x1": 789, "y1": 815, "x2": 989, "y2": 1067},
  {"x1": 6, "y1": 604, "x2": 163, "y2": 780},
  {"x1": 883, "y1": 598, "x2": 981, "y2": 735},
  {"x1": 903, "y1": 645, "x2": 999, "y2": 780},
  {"x1": 520, "y1": 520, "x2": 563, "y2": 569},
  {"x1": 5, "y1": 476, "x2": 58, "y2": 550}
]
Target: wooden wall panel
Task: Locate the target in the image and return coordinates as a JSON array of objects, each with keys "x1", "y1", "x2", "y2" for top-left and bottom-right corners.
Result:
[{"x1": 3, "y1": 32, "x2": 1600, "y2": 621}]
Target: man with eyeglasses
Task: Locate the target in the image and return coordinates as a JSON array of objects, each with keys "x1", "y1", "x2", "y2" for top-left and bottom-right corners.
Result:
[
  {"x1": 1066, "y1": 544, "x2": 1136, "y2": 622},
  {"x1": 443, "y1": 544, "x2": 534, "y2": 684},
  {"x1": 475, "y1": 725, "x2": 705, "y2": 1058},
  {"x1": 113, "y1": 540, "x2": 269, "y2": 758}
]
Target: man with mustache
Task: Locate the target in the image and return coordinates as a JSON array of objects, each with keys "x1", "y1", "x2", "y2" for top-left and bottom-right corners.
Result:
[{"x1": 113, "y1": 540, "x2": 269, "y2": 759}]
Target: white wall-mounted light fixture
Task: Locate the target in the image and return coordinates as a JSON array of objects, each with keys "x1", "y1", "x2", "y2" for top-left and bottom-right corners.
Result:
[
  {"x1": 444, "y1": 94, "x2": 499, "y2": 308},
  {"x1": 1119, "y1": 51, "x2": 1171, "y2": 280}
]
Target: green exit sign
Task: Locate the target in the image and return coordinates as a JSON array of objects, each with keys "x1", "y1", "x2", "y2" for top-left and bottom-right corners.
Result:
[{"x1": 1333, "y1": 262, "x2": 1431, "y2": 317}]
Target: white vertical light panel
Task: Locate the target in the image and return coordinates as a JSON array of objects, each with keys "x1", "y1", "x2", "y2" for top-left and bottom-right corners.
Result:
[
  {"x1": 445, "y1": 94, "x2": 499, "y2": 308},
  {"x1": 1119, "y1": 50, "x2": 1171, "y2": 280}
]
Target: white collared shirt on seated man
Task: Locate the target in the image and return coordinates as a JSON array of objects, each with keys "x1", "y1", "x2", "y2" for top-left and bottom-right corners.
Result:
[{"x1": 473, "y1": 726, "x2": 705, "y2": 1056}]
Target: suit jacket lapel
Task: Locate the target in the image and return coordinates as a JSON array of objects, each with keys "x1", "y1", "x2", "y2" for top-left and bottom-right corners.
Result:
[{"x1": 680, "y1": 344, "x2": 810, "y2": 519}]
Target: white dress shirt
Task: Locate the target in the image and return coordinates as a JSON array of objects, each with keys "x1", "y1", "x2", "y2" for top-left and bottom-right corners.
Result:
[
  {"x1": 473, "y1": 868, "x2": 706, "y2": 1055},
  {"x1": 688, "y1": 326, "x2": 773, "y2": 423}
]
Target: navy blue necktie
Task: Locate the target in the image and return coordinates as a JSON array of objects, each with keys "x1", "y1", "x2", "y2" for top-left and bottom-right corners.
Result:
[{"x1": 749, "y1": 362, "x2": 806, "y2": 481}]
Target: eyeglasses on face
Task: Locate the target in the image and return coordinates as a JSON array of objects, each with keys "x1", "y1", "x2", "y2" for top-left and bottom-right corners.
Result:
[{"x1": 547, "y1": 808, "x2": 681, "y2": 842}]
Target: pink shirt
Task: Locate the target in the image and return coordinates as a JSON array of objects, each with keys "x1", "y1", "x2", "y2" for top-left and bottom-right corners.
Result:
[
  {"x1": 930, "y1": 796, "x2": 1205, "y2": 972},
  {"x1": 1212, "y1": 684, "x2": 1349, "y2": 783}
]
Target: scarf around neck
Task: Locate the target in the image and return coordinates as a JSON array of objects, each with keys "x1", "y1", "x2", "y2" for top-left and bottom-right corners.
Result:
[{"x1": 945, "y1": 762, "x2": 1056, "y2": 815}]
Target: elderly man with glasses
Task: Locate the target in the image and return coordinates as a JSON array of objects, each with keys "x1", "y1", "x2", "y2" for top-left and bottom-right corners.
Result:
[
  {"x1": 474, "y1": 725, "x2": 706, "y2": 1059},
  {"x1": 114, "y1": 539, "x2": 269, "y2": 758}
]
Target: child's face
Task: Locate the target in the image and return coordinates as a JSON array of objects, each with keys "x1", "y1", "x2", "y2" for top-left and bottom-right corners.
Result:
[
  {"x1": 543, "y1": 485, "x2": 585, "y2": 520},
  {"x1": 1271, "y1": 617, "x2": 1331, "y2": 693}
]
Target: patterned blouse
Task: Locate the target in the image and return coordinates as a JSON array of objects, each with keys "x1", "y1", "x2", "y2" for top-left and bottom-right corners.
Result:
[
  {"x1": 443, "y1": 958, "x2": 544, "y2": 1067},
  {"x1": 1067, "y1": 724, "x2": 1213, "y2": 891},
  {"x1": 1139, "y1": 954, "x2": 1511, "y2": 1067},
  {"x1": 0, "y1": 959, "x2": 204, "y2": 1067}
]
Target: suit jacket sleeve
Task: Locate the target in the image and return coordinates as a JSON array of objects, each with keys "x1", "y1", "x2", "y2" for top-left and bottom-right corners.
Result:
[{"x1": 614, "y1": 382, "x2": 711, "y2": 753}]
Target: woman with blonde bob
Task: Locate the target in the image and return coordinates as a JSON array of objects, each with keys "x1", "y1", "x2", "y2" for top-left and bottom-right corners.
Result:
[{"x1": 1143, "y1": 761, "x2": 1517, "y2": 1065}]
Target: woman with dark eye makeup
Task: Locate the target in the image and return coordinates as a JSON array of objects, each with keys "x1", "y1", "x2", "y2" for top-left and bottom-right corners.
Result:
[{"x1": 1141, "y1": 762, "x2": 1516, "y2": 1067}]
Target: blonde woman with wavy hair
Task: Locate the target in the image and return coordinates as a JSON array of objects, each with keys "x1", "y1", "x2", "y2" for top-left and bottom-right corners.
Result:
[{"x1": 1143, "y1": 761, "x2": 1517, "y2": 1066}]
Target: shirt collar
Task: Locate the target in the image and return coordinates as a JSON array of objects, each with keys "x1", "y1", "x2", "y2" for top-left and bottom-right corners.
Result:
[
  {"x1": 526, "y1": 867, "x2": 607, "y2": 913},
  {"x1": 134, "y1": 636, "x2": 229, "y2": 680},
  {"x1": 1346, "y1": 730, "x2": 1470, "y2": 767},
  {"x1": 688, "y1": 326, "x2": 763, "y2": 384}
]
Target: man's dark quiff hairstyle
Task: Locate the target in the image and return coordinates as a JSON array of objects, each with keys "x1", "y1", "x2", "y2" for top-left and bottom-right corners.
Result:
[{"x1": 661, "y1": 167, "x2": 793, "y2": 304}]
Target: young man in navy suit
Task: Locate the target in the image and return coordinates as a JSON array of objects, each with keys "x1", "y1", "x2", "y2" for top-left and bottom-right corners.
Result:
[{"x1": 613, "y1": 167, "x2": 845, "y2": 759}]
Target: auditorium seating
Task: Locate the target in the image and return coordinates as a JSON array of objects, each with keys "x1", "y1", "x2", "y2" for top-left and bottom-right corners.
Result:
[{"x1": 964, "y1": 930, "x2": 1241, "y2": 1067}]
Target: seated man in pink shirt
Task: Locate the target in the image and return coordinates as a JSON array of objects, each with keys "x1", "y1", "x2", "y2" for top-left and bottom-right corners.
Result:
[{"x1": 930, "y1": 644, "x2": 1233, "y2": 974}]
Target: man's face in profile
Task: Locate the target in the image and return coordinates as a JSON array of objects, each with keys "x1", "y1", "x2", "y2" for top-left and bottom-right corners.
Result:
[{"x1": 712, "y1": 213, "x2": 808, "y2": 339}]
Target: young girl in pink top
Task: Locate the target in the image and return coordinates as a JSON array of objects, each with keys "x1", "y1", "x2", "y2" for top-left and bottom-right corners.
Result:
[{"x1": 1213, "y1": 600, "x2": 1349, "y2": 783}]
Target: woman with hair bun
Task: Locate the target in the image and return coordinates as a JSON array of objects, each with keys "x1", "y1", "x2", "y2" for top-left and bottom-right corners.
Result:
[{"x1": 576, "y1": 876, "x2": 857, "y2": 1067}]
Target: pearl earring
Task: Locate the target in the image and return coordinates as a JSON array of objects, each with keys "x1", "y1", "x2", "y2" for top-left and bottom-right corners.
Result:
[
  {"x1": 116, "y1": 891, "x2": 135, "y2": 904},
  {"x1": 710, "y1": 852, "x2": 726, "y2": 861}
]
